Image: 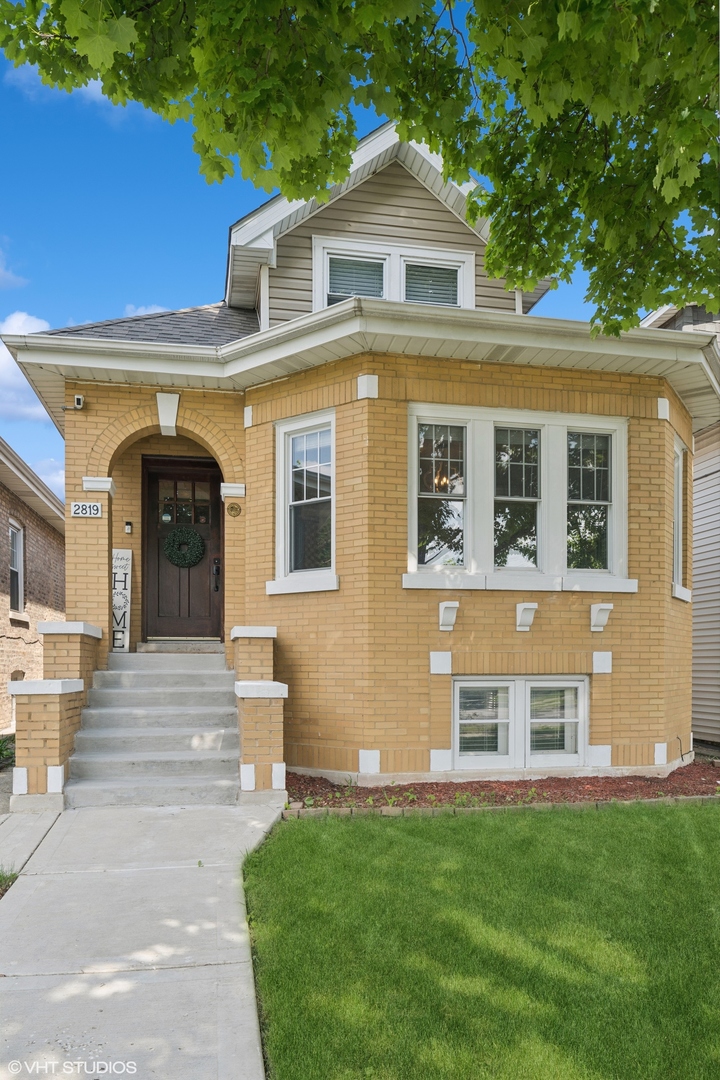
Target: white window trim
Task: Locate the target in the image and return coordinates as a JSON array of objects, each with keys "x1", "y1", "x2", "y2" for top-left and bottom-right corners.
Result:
[
  {"x1": 9, "y1": 518, "x2": 24, "y2": 614},
  {"x1": 406, "y1": 404, "x2": 633, "y2": 593},
  {"x1": 311, "y1": 235, "x2": 475, "y2": 312},
  {"x1": 453, "y1": 676, "x2": 588, "y2": 771},
  {"x1": 266, "y1": 408, "x2": 339, "y2": 596},
  {"x1": 672, "y1": 435, "x2": 691, "y2": 602}
]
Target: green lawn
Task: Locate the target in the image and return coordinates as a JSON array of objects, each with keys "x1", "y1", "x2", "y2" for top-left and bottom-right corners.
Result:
[{"x1": 244, "y1": 805, "x2": 720, "y2": 1080}]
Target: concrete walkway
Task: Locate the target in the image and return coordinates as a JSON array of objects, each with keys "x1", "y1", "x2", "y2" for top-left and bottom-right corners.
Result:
[{"x1": 0, "y1": 801, "x2": 283, "y2": 1079}]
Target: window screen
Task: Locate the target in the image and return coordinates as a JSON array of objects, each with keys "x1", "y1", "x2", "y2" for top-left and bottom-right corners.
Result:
[
  {"x1": 405, "y1": 263, "x2": 458, "y2": 306},
  {"x1": 328, "y1": 257, "x2": 384, "y2": 305}
]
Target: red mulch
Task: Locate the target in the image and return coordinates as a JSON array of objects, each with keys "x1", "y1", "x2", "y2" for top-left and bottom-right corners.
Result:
[{"x1": 287, "y1": 759, "x2": 720, "y2": 809}]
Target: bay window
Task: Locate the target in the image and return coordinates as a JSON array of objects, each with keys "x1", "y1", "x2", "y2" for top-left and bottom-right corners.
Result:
[{"x1": 406, "y1": 405, "x2": 632, "y2": 591}]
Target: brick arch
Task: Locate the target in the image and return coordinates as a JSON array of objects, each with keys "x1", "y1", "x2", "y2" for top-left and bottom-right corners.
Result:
[{"x1": 88, "y1": 403, "x2": 243, "y2": 482}]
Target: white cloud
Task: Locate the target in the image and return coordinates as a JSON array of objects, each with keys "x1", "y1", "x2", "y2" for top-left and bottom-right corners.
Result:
[
  {"x1": 0, "y1": 311, "x2": 53, "y2": 421},
  {"x1": 124, "y1": 304, "x2": 168, "y2": 317},
  {"x1": 32, "y1": 457, "x2": 65, "y2": 498},
  {"x1": 0, "y1": 249, "x2": 28, "y2": 290}
]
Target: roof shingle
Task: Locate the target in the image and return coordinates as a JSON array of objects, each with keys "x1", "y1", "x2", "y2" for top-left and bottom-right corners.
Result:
[{"x1": 42, "y1": 302, "x2": 258, "y2": 347}]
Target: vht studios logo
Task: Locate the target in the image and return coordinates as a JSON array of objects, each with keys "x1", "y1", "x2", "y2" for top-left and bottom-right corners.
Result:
[{"x1": 7, "y1": 1063, "x2": 137, "y2": 1075}]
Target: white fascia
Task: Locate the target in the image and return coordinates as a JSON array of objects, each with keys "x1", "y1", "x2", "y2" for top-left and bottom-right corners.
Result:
[{"x1": 6, "y1": 303, "x2": 720, "y2": 429}]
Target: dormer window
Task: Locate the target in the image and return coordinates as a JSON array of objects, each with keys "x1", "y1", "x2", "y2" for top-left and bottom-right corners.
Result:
[
  {"x1": 313, "y1": 237, "x2": 474, "y2": 312},
  {"x1": 327, "y1": 256, "x2": 385, "y2": 305},
  {"x1": 404, "y1": 262, "x2": 458, "y2": 306}
]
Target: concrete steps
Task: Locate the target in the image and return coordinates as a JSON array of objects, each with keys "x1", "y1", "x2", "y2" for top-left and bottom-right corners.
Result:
[{"x1": 65, "y1": 650, "x2": 240, "y2": 808}]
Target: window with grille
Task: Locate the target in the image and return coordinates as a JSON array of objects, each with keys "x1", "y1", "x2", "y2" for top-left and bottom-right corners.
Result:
[
  {"x1": 454, "y1": 678, "x2": 586, "y2": 769},
  {"x1": 567, "y1": 432, "x2": 611, "y2": 569},
  {"x1": 417, "y1": 423, "x2": 465, "y2": 567},
  {"x1": 408, "y1": 406, "x2": 629, "y2": 587},
  {"x1": 289, "y1": 428, "x2": 332, "y2": 572}
]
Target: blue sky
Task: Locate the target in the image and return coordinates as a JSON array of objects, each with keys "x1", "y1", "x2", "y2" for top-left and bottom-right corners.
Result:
[{"x1": 0, "y1": 55, "x2": 595, "y2": 498}]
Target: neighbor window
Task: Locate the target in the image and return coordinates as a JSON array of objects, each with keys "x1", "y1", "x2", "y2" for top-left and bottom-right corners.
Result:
[
  {"x1": 567, "y1": 432, "x2": 611, "y2": 569},
  {"x1": 407, "y1": 406, "x2": 629, "y2": 587},
  {"x1": 454, "y1": 678, "x2": 586, "y2": 770},
  {"x1": 289, "y1": 428, "x2": 332, "y2": 572},
  {"x1": 327, "y1": 256, "x2": 384, "y2": 306},
  {"x1": 9, "y1": 522, "x2": 23, "y2": 613},
  {"x1": 673, "y1": 441, "x2": 686, "y2": 592},
  {"x1": 417, "y1": 424, "x2": 465, "y2": 566}
]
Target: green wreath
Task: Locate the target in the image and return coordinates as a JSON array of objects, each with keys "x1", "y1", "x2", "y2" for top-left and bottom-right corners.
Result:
[{"x1": 163, "y1": 526, "x2": 205, "y2": 568}]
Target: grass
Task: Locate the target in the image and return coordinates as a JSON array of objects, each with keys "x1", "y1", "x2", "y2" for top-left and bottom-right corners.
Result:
[
  {"x1": 244, "y1": 804, "x2": 720, "y2": 1080},
  {"x1": 0, "y1": 869, "x2": 17, "y2": 900}
]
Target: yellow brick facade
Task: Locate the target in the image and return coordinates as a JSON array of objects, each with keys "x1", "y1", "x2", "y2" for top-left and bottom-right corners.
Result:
[{"x1": 52, "y1": 351, "x2": 694, "y2": 782}]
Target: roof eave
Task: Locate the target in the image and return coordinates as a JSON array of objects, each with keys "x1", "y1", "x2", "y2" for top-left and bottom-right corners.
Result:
[{"x1": 9, "y1": 302, "x2": 720, "y2": 433}]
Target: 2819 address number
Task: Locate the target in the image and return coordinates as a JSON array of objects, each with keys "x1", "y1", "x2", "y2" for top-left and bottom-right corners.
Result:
[{"x1": 70, "y1": 502, "x2": 102, "y2": 518}]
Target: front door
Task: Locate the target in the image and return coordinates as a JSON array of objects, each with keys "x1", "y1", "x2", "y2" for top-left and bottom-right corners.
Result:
[{"x1": 143, "y1": 456, "x2": 223, "y2": 639}]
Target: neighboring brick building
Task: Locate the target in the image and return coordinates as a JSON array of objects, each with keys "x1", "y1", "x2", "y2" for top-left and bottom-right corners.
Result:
[
  {"x1": 3, "y1": 123, "x2": 720, "y2": 807},
  {"x1": 0, "y1": 436, "x2": 65, "y2": 731}
]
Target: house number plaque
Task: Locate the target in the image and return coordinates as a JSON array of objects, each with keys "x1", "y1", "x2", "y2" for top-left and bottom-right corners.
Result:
[
  {"x1": 226, "y1": 503, "x2": 241, "y2": 517},
  {"x1": 71, "y1": 501, "x2": 102, "y2": 517}
]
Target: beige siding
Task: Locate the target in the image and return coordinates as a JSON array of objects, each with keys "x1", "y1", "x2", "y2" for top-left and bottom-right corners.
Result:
[
  {"x1": 268, "y1": 161, "x2": 516, "y2": 325},
  {"x1": 692, "y1": 421, "x2": 720, "y2": 742}
]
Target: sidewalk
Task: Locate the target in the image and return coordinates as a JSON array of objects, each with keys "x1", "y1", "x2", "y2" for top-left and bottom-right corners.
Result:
[{"x1": 0, "y1": 801, "x2": 283, "y2": 1079}]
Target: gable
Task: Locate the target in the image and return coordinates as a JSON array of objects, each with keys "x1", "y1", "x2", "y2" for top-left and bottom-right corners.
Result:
[{"x1": 267, "y1": 162, "x2": 527, "y2": 326}]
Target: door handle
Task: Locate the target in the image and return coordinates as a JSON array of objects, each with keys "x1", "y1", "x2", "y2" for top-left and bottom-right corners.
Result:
[{"x1": 212, "y1": 560, "x2": 221, "y2": 592}]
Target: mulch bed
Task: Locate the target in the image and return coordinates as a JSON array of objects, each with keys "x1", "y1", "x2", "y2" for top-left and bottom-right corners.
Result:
[{"x1": 287, "y1": 759, "x2": 720, "y2": 810}]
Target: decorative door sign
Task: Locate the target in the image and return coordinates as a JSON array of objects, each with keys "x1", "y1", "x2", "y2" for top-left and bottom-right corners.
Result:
[{"x1": 112, "y1": 548, "x2": 132, "y2": 652}]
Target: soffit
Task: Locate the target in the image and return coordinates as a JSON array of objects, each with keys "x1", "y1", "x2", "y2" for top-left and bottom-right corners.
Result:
[{"x1": 7, "y1": 300, "x2": 720, "y2": 434}]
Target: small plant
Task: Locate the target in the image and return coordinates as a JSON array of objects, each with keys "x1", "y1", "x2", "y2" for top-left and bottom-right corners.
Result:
[
  {"x1": 454, "y1": 791, "x2": 471, "y2": 807},
  {"x1": 0, "y1": 735, "x2": 15, "y2": 767},
  {"x1": 427, "y1": 794, "x2": 439, "y2": 807},
  {"x1": 0, "y1": 869, "x2": 17, "y2": 900},
  {"x1": 404, "y1": 790, "x2": 417, "y2": 803},
  {"x1": 303, "y1": 796, "x2": 315, "y2": 807},
  {"x1": 384, "y1": 792, "x2": 399, "y2": 807},
  {"x1": 366, "y1": 796, "x2": 375, "y2": 806},
  {"x1": 522, "y1": 787, "x2": 538, "y2": 804}
]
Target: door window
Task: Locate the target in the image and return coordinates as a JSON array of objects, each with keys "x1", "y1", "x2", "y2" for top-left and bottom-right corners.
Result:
[{"x1": 158, "y1": 479, "x2": 212, "y2": 525}]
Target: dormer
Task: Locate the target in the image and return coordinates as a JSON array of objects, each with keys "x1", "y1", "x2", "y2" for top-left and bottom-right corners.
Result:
[{"x1": 225, "y1": 122, "x2": 551, "y2": 328}]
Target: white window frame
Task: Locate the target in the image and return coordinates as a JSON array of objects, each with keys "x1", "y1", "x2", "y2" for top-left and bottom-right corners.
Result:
[
  {"x1": 266, "y1": 409, "x2": 339, "y2": 595},
  {"x1": 312, "y1": 235, "x2": 475, "y2": 312},
  {"x1": 672, "y1": 435, "x2": 691, "y2": 601},
  {"x1": 453, "y1": 676, "x2": 588, "y2": 771},
  {"x1": 9, "y1": 518, "x2": 24, "y2": 614},
  {"x1": 405, "y1": 404, "x2": 633, "y2": 593}
]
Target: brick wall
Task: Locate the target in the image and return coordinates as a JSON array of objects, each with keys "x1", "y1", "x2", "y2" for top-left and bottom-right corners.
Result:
[
  {"x1": 0, "y1": 482, "x2": 65, "y2": 731},
  {"x1": 62, "y1": 352, "x2": 693, "y2": 777}
]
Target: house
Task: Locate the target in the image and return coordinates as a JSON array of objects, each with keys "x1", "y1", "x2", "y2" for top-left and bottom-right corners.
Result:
[
  {"x1": 0, "y1": 436, "x2": 65, "y2": 732},
  {"x1": 642, "y1": 304, "x2": 720, "y2": 747},
  {"x1": 3, "y1": 123, "x2": 720, "y2": 809}
]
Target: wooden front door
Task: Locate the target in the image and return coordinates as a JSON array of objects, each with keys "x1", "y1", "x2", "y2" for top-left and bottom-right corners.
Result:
[{"x1": 143, "y1": 456, "x2": 223, "y2": 639}]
